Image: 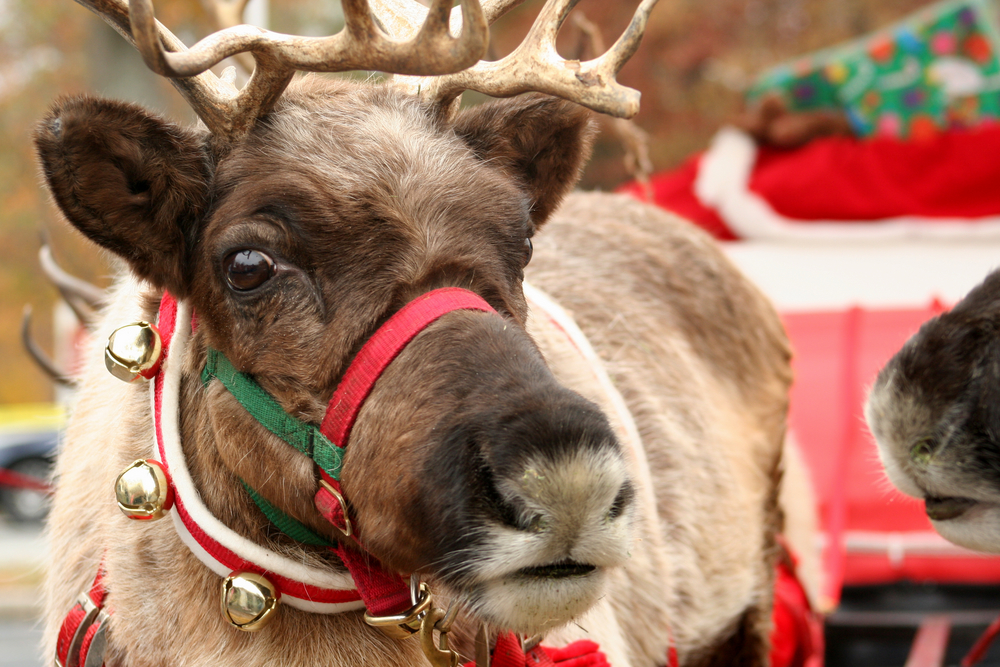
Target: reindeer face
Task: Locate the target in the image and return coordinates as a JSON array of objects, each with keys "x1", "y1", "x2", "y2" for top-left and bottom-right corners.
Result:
[
  {"x1": 866, "y1": 270, "x2": 1000, "y2": 554},
  {"x1": 35, "y1": 79, "x2": 634, "y2": 634},
  {"x1": 344, "y1": 310, "x2": 634, "y2": 633},
  {"x1": 189, "y1": 82, "x2": 535, "y2": 399}
]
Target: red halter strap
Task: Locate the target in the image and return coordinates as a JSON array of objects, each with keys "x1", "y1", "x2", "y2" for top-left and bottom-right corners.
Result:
[
  {"x1": 55, "y1": 563, "x2": 109, "y2": 667},
  {"x1": 320, "y1": 287, "x2": 495, "y2": 445},
  {"x1": 314, "y1": 287, "x2": 496, "y2": 616}
]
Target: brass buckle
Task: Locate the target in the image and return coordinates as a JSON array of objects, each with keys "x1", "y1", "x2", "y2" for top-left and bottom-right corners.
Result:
[
  {"x1": 364, "y1": 578, "x2": 461, "y2": 667},
  {"x1": 318, "y1": 479, "x2": 353, "y2": 539},
  {"x1": 420, "y1": 603, "x2": 460, "y2": 667},
  {"x1": 363, "y1": 581, "x2": 432, "y2": 639}
]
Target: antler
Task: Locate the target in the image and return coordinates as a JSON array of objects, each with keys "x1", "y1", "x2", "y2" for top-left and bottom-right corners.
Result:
[
  {"x1": 199, "y1": 0, "x2": 254, "y2": 75},
  {"x1": 75, "y1": 0, "x2": 489, "y2": 141},
  {"x1": 39, "y1": 245, "x2": 106, "y2": 332},
  {"x1": 21, "y1": 307, "x2": 78, "y2": 389},
  {"x1": 374, "y1": 0, "x2": 659, "y2": 119},
  {"x1": 571, "y1": 12, "x2": 653, "y2": 187}
]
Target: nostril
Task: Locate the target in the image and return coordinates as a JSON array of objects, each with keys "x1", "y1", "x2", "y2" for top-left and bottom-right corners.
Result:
[
  {"x1": 477, "y1": 463, "x2": 523, "y2": 530},
  {"x1": 607, "y1": 484, "x2": 634, "y2": 521}
]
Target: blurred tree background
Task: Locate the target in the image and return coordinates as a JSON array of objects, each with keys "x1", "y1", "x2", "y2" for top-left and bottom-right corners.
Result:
[{"x1": 0, "y1": 0, "x2": 937, "y2": 404}]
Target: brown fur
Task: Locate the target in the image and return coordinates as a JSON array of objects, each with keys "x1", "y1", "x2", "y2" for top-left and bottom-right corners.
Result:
[
  {"x1": 525, "y1": 193, "x2": 792, "y2": 664},
  {"x1": 37, "y1": 76, "x2": 803, "y2": 666}
]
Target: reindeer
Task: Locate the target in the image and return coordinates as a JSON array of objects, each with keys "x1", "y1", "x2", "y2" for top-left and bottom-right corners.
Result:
[
  {"x1": 35, "y1": 0, "x2": 815, "y2": 665},
  {"x1": 867, "y1": 269, "x2": 1000, "y2": 555}
]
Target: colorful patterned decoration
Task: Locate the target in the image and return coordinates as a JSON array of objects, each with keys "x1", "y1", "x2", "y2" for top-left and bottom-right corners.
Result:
[{"x1": 747, "y1": 0, "x2": 1000, "y2": 139}]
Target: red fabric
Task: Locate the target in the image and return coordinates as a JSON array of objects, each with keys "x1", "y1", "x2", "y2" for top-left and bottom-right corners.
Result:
[
  {"x1": 770, "y1": 561, "x2": 824, "y2": 667},
  {"x1": 543, "y1": 640, "x2": 610, "y2": 667},
  {"x1": 463, "y1": 634, "x2": 610, "y2": 667},
  {"x1": 321, "y1": 287, "x2": 495, "y2": 447},
  {"x1": 619, "y1": 125, "x2": 1000, "y2": 241},
  {"x1": 56, "y1": 604, "x2": 87, "y2": 667},
  {"x1": 56, "y1": 566, "x2": 108, "y2": 667},
  {"x1": 752, "y1": 124, "x2": 1000, "y2": 222},
  {"x1": 616, "y1": 156, "x2": 737, "y2": 240},
  {"x1": 88, "y1": 566, "x2": 107, "y2": 607},
  {"x1": 156, "y1": 292, "x2": 178, "y2": 352},
  {"x1": 313, "y1": 288, "x2": 496, "y2": 616},
  {"x1": 77, "y1": 619, "x2": 103, "y2": 667},
  {"x1": 333, "y1": 545, "x2": 412, "y2": 616}
]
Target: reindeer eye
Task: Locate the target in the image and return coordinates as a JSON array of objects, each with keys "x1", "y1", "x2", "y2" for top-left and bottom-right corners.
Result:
[
  {"x1": 224, "y1": 249, "x2": 275, "y2": 291},
  {"x1": 910, "y1": 438, "x2": 936, "y2": 466},
  {"x1": 523, "y1": 237, "x2": 533, "y2": 267}
]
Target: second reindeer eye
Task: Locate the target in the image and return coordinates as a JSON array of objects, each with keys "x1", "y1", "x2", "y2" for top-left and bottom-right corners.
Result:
[{"x1": 224, "y1": 249, "x2": 276, "y2": 291}]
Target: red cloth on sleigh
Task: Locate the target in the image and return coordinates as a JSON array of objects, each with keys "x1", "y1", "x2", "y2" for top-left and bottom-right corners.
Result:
[{"x1": 619, "y1": 123, "x2": 1000, "y2": 241}]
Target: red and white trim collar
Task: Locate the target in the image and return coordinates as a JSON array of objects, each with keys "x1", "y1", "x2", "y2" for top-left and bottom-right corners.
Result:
[
  {"x1": 150, "y1": 287, "x2": 499, "y2": 615},
  {"x1": 152, "y1": 294, "x2": 364, "y2": 613}
]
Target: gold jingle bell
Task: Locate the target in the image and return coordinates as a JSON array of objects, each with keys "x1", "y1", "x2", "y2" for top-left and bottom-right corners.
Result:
[
  {"x1": 221, "y1": 572, "x2": 280, "y2": 631},
  {"x1": 105, "y1": 322, "x2": 163, "y2": 383},
  {"x1": 115, "y1": 459, "x2": 172, "y2": 520}
]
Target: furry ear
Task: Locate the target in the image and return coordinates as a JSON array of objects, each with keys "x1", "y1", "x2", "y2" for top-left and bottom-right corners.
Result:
[
  {"x1": 452, "y1": 94, "x2": 595, "y2": 227},
  {"x1": 34, "y1": 96, "x2": 210, "y2": 298}
]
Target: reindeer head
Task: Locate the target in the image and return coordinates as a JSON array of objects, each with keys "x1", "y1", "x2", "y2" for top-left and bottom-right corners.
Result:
[
  {"x1": 867, "y1": 270, "x2": 1000, "y2": 554},
  {"x1": 35, "y1": 0, "x2": 656, "y2": 638}
]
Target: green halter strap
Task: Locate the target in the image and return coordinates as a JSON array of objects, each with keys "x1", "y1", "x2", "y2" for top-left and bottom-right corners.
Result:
[{"x1": 201, "y1": 347, "x2": 339, "y2": 547}]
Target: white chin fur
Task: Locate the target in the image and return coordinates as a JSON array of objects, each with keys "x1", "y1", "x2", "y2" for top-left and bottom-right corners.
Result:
[
  {"x1": 931, "y1": 504, "x2": 1000, "y2": 553},
  {"x1": 453, "y1": 448, "x2": 633, "y2": 633},
  {"x1": 471, "y1": 569, "x2": 608, "y2": 635}
]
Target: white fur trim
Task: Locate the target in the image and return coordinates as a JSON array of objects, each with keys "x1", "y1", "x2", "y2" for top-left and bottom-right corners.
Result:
[{"x1": 694, "y1": 126, "x2": 1000, "y2": 240}]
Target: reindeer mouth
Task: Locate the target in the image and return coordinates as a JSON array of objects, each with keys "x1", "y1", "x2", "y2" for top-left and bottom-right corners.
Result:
[
  {"x1": 925, "y1": 496, "x2": 977, "y2": 521},
  {"x1": 515, "y1": 560, "x2": 596, "y2": 579}
]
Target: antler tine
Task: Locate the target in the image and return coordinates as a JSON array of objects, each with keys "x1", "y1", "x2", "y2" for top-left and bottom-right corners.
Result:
[
  {"x1": 38, "y1": 246, "x2": 105, "y2": 331},
  {"x1": 75, "y1": 0, "x2": 238, "y2": 137},
  {"x1": 21, "y1": 306, "x2": 78, "y2": 389},
  {"x1": 601, "y1": 0, "x2": 658, "y2": 82},
  {"x1": 38, "y1": 246, "x2": 106, "y2": 313},
  {"x1": 128, "y1": 0, "x2": 488, "y2": 96},
  {"x1": 371, "y1": 0, "x2": 526, "y2": 41},
  {"x1": 396, "y1": 0, "x2": 659, "y2": 119},
  {"x1": 199, "y1": 0, "x2": 254, "y2": 76},
  {"x1": 79, "y1": 0, "x2": 488, "y2": 140}
]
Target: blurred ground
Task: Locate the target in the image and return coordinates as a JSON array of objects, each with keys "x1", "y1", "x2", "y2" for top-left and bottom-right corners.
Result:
[{"x1": 0, "y1": 517, "x2": 46, "y2": 667}]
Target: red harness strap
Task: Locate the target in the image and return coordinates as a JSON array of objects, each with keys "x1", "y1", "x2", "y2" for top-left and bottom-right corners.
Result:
[
  {"x1": 769, "y1": 539, "x2": 825, "y2": 667},
  {"x1": 319, "y1": 287, "x2": 496, "y2": 445},
  {"x1": 55, "y1": 564, "x2": 110, "y2": 667},
  {"x1": 314, "y1": 287, "x2": 496, "y2": 616}
]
